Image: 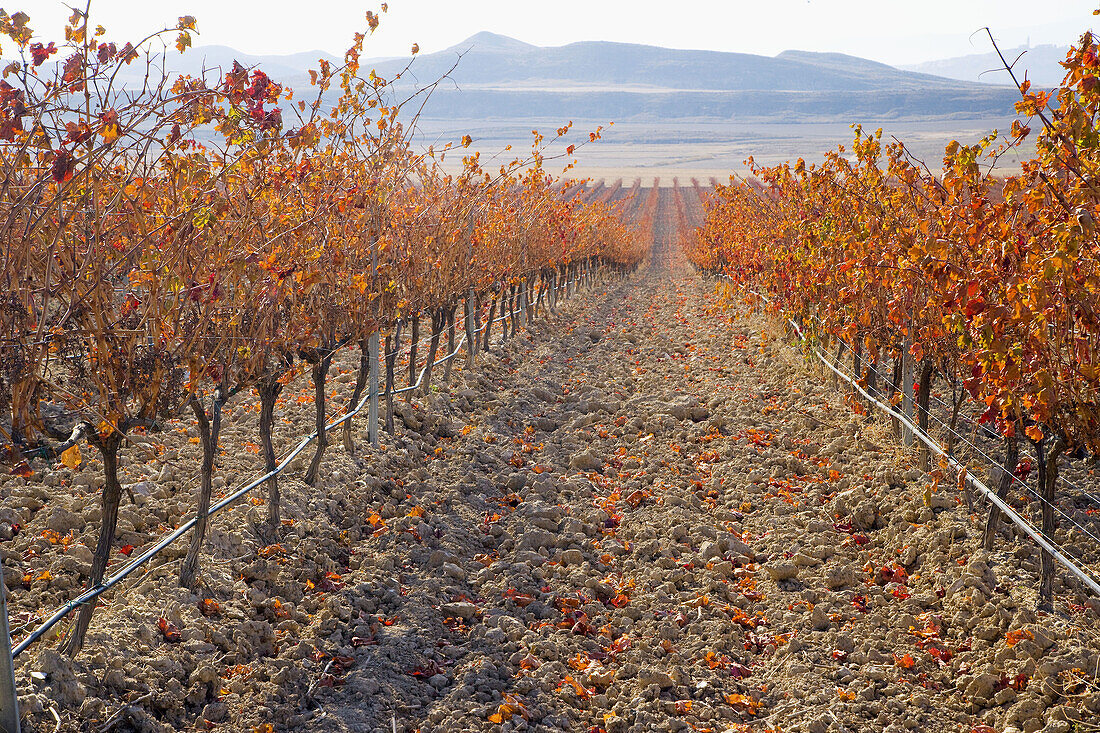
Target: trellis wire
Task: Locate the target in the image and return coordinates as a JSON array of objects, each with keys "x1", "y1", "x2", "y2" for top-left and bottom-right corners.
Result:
[
  {"x1": 7, "y1": 273, "x2": 587, "y2": 659},
  {"x1": 722, "y1": 275, "x2": 1100, "y2": 597}
]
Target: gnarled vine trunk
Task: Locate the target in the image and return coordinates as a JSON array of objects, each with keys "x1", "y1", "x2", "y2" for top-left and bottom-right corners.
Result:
[
  {"x1": 62, "y1": 429, "x2": 124, "y2": 657},
  {"x1": 443, "y1": 306, "x2": 457, "y2": 385},
  {"x1": 304, "y1": 352, "x2": 335, "y2": 486},
  {"x1": 257, "y1": 377, "x2": 283, "y2": 533},
  {"x1": 385, "y1": 321, "x2": 402, "y2": 434},
  {"x1": 342, "y1": 337, "x2": 370, "y2": 454},
  {"x1": 407, "y1": 313, "x2": 420, "y2": 393},
  {"x1": 420, "y1": 309, "x2": 444, "y2": 396},
  {"x1": 483, "y1": 297, "x2": 498, "y2": 352},
  {"x1": 180, "y1": 388, "x2": 227, "y2": 588},
  {"x1": 1033, "y1": 436, "x2": 1067, "y2": 609},
  {"x1": 983, "y1": 431, "x2": 1019, "y2": 550},
  {"x1": 916, "y1": 359, "x2": 934, "y2": 469}
]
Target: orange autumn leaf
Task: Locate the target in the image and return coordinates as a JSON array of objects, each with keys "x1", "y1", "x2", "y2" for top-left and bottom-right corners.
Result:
[
  {"x1": 894, "y1": 652, "x2": 915, "y2": 669},
  {"x1": 488, "y1": 694, "x2": 527, "y2": 723},
  {"x1": 503, "y1": 588, "x2": 535, "y2": 607},
  {"x1": 60, "y1": 444, "x2": 82, "y2": 469},
  {"x1": 567, "y1": 654, "x2": 592, "y2": 671},
  {"x1": 723, "y1": 693, "x2": 759, "y2": 714},
  {"x1": 157, "y1": 617, "x2": 181, "y2": 642},
  {"x1": 560, "y1": 675, "x2": 592, "y2": 699}
]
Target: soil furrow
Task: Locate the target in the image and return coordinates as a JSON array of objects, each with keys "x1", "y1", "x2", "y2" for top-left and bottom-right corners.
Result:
[{"x1": 8, "y1": 190, "x2": 1099, "y2": 733}]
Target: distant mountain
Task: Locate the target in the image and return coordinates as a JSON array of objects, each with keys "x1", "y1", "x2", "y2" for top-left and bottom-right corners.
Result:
[
  {"x1": 174, "y1": 45, "x2": 342, "y2": 84},
  {"x1": 46, "y1": 34, "x2": 1023, "y2": 123},
  {"x1": 383, "y1": 34, "x2": 995, "y2": 93},
  {"x1": 366, "y1": 34, "x2": 1021, "y2": 121},
  {"x1": 900, "y1": 44, "x2": 1069, "y2": 89},
  {"x1": 97, "y1": 44, "x2": 342, "y2": 89}
]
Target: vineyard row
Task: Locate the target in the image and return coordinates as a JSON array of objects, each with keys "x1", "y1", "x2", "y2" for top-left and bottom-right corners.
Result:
[
  {"x1": 5, "y1": 267, "x2": 596, "y2": 669},
  {"x1": 685, "y1": 34, "x2": 1100, "y2": 609},
  {"x1": 0, "y1": 7, "x2": 645, "y2": 660}
]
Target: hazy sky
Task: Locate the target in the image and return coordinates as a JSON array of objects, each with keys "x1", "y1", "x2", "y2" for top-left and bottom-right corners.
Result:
[{"x1": 26, "y1": 0, "x2": 1100, "y2": 66}]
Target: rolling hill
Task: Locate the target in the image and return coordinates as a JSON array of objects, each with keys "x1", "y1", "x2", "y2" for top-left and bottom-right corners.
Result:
[
  {"x1": 368, "y1": 32, "x2": 1021, "y2": 121},
  {"x1": 900, "y1": 44, "x2": 1069, "y2": 89},
  {"x1": 134, "y1": 33, "x2": 1022, "y2": 122}
]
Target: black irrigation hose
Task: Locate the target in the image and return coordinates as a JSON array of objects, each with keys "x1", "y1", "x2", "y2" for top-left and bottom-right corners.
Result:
[
  {"x1": 721, "y1": 274, "x2": 1100, "y2": 598},
  {"x1": 10, "y1": 274, "x2": 593, "y2": 657}
]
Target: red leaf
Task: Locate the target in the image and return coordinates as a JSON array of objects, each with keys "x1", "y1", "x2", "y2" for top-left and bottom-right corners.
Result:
[
  {"x1": 51, "y1": 150, "x2": 75, "y2": 183},
  {"x1": 157, "y1": 617, "x2": 181, "y2": 642},
  {"x1": 728, "y1": 662, "x2": 753, "y2": 679},
  {"x1": 29, "y1": 42, "x2": 57, "y2": 66},
  {"x1": 407, "y1": 660, "x2": 444, "y2": 679}
]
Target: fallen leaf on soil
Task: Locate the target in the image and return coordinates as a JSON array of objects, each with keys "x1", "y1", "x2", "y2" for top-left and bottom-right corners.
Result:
[
  {"x1": 158, "y1": 617, "x2": 181, "y2": 643},
  {"x1": 407, "y1": 660, "x2": 445, "y2": 679},
  {"x1": 723, "y1": 693, "x2": 759, "y2": 714},
  {"x1": 503, "y1": 588, "x2": 535, "y2": 607},
  {"x1": 559, "y1": 674, "x2": 593, "y2": 699},
  {"x1": 488, "y1": 694, "x2": 528, "y2": 723},
  {"x1": 894, "y1": 652, "x2": 915, "y2": 669},
  {"x1": 60, "y1": 444, "x2": 82, "y2": 469}
]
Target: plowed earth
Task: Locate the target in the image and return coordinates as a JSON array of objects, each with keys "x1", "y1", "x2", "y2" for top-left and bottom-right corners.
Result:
[{"x1": 5, "y1": 187, "x2": 1100, "y2": 733}]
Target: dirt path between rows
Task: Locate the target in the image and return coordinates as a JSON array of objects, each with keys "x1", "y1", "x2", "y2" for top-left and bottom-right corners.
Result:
[
  {"x1": 262, "y1": 202, "x2": 1097, "y2": 733},
  {"x1": 12, "y1": 190, "x2": 1099, "y2": 733}
]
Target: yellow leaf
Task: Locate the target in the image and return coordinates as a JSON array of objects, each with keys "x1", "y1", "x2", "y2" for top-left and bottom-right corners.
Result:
[{"x1": 60, "y1": 444, "x2": 82, "y2": 469}]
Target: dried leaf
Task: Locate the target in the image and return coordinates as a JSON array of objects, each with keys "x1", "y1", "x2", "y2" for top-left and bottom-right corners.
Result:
[{"x1": 60, "y1": 444, "x2": 82, "y2": 469}]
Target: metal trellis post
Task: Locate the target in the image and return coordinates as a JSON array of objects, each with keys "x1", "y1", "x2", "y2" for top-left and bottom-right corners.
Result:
[
  {"x1": 0, "y1": 570, "x2": 20, "y2": 733},
  {"x1": 368, "y1": 332, "x2": 380, "y2": 448}
]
